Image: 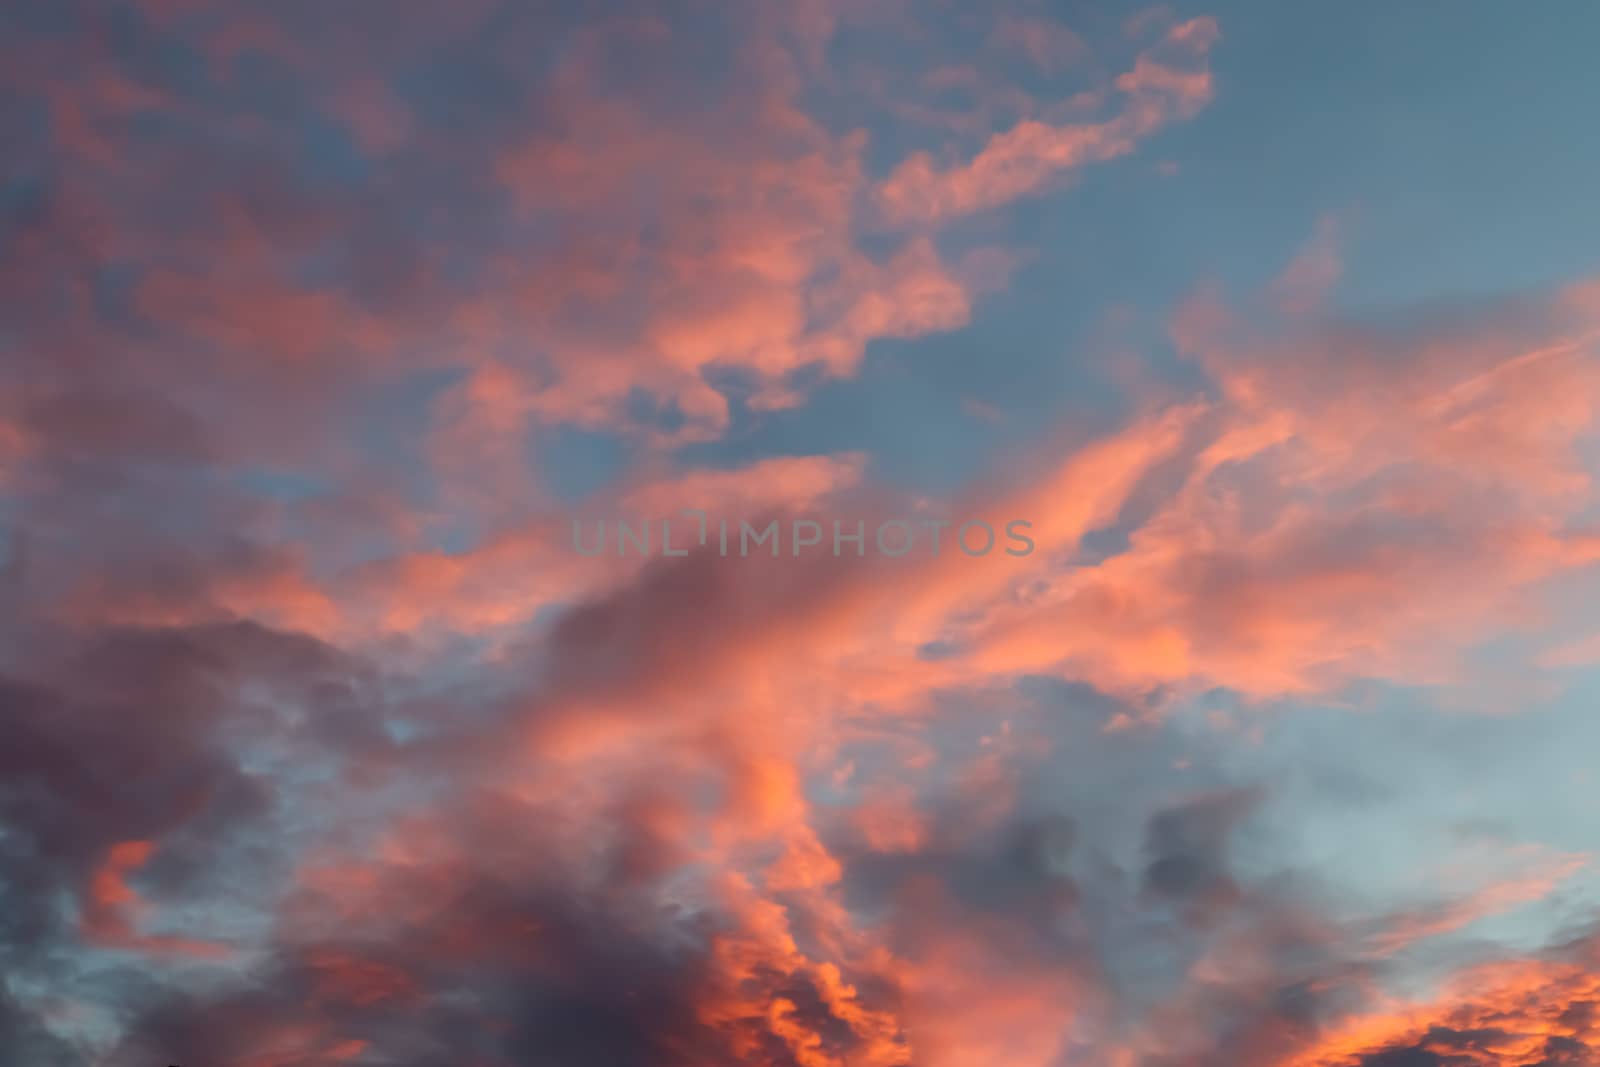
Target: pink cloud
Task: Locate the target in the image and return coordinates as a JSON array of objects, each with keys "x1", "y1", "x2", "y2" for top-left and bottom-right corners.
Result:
[{"x1": 877, "y1": 18, "x2": 1220, "y2": 223}]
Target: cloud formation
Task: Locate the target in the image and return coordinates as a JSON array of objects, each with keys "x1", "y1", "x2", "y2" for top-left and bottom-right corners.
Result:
[{"x1": 3, "y1": 1, "x2": 1599, "y2": 1065}]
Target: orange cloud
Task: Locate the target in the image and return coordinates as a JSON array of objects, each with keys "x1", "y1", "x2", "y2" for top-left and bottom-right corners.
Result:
[{"x1": 1282, "y1": 939, "x2": 1600, "y2": 1066}]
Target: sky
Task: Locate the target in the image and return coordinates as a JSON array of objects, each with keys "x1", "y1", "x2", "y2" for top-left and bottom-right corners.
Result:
[{"x1": 3, "y1": 2, "x2": 1600, "y2": 1065}]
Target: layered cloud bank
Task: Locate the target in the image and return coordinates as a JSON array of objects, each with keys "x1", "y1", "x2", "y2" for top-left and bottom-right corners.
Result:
[{"x1": 4, "y1": 2, "x2": 1600, "y2": 1065}]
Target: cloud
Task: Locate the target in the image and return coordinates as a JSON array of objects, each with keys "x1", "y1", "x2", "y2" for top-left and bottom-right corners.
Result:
[
  {"x1": 1140, "y1": 787, "x2": 1261, "y2": 924},
  {"x1": 1281, "y1": 935, "x2": 1600, "y2": 1067},
  {"x1": 876, "y1": 18, "x2": 1220, "y2": 222},
  {"x1": 4, "y1": 3, "x2": 1600, "y2": 1064},
  {"x1": 990, "y1": 15, "x2": 1091, "y2": 75}
]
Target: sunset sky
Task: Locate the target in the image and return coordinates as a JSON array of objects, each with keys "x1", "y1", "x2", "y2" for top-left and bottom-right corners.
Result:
[{"x1": 4, "y1": 2, "x2": 1600, "y2": 1065}]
